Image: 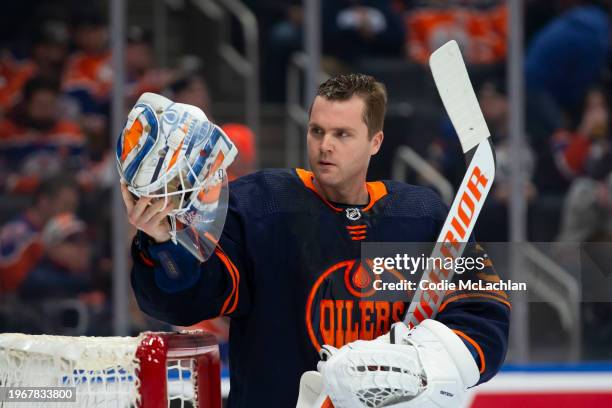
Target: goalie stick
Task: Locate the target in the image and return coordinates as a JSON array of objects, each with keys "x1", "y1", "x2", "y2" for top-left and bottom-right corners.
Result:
[
  {"x1": 403, "y1": 39, "x2": 496, "y2": 328},
  {"x1": 298, "y1": 40, "x2": 496, "y2": 408}
]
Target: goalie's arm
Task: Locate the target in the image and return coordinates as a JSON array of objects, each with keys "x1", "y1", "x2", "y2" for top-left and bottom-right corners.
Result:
[{"x1": 130, "y1": 195, "x2": 251, "y2": 326}]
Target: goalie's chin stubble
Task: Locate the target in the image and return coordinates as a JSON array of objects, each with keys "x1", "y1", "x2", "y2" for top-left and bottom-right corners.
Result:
[{"x1": 315, "y1": 167, "x2": 343, "y2": 189}]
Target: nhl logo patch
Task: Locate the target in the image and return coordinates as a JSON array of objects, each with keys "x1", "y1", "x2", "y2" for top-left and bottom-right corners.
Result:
[{"x1": 345, "y1": 208, "x2": 361, "y2": 221}]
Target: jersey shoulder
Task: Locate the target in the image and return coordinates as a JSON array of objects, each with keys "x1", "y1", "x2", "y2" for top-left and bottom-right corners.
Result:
[
  {"x1": 228, "y1": 168, "x2": 311, "y2": 218},
  {"x1": 378, "y1": 180, "x2": 448, "y2": 221}
]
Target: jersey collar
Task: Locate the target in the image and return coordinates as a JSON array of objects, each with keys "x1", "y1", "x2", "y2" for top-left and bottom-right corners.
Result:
[{"x1": 295, "y1": 168, "x2": 387, "y2": 212}]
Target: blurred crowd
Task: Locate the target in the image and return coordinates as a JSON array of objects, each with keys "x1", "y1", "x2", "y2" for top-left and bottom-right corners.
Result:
[
  {"x1": 0, "y1": 1, "x2": 256, "y2": 337},
  {"x1": 0, "y1": 0, "x2": 611, "y2": 362}
]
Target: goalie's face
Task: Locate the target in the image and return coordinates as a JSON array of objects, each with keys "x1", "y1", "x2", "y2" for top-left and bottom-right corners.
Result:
[{"x1": 307, "y1": 95, "x2": 382, "y2": 194}]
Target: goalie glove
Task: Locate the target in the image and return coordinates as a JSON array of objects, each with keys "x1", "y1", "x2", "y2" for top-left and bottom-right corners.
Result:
[{"x1": 302, "y1": 320, "x2": 479, "y2": 408}]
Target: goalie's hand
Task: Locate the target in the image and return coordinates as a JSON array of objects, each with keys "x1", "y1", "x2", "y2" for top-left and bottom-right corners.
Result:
[
  {"x1": 121, "y1": 182, "x2": 173, "y2": 243},
  {"x1": 312, "y1": 320, "x2": 480, "y2": 408}
]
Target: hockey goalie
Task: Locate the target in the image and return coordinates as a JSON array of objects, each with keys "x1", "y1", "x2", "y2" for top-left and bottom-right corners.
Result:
[{"x1": 118, "y1": 41, "x2": 509, "y2": 408}]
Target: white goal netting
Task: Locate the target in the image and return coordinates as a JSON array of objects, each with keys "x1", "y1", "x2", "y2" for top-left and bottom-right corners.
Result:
[{"x1": 0, "y1": 331, "x2": 220, "y2": 408}]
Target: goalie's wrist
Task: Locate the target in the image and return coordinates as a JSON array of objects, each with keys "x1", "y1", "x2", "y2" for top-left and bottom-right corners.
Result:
[{"x1": 150, "y1": 231, "x2": 171, "y2": 244}]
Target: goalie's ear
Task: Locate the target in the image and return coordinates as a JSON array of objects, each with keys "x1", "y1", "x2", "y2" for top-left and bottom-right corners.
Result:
[{"x1": 369, "y1": 130, "x2": 383, "y2": 156}]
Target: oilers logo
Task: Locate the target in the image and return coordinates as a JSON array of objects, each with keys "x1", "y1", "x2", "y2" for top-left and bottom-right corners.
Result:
[{"x1": 305, "y1": 259, "x2": 415, "y2": 351}]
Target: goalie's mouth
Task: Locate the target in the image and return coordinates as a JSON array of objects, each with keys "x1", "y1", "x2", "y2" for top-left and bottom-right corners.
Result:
[{"x1": 318, "y1": 160, "x2": 336, "y2": 167}]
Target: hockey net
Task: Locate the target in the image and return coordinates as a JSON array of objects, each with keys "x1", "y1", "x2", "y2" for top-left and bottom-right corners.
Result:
[{"x1": 0, "y1": 330, "x2": 221, "y2": 407}]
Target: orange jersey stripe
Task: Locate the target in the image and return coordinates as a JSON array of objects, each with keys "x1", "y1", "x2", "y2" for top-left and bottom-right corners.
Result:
[{"x1": 215, "y1": 248, "x2": 241, "y2": 316}]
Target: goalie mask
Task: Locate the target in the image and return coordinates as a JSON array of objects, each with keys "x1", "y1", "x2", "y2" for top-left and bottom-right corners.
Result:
[{"x1": 116, "y1": 92, "x2": 237, "y2": 261}]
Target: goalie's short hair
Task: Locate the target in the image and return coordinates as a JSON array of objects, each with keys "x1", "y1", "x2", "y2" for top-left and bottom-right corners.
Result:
[{"x1": 315, "y1": 73, "x2": 387, "y2": 138}]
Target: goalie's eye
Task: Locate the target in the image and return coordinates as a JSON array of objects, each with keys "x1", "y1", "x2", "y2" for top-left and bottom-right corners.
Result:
[{"x1": 309, "y1": 126, "x2": 324, "y2": 136}]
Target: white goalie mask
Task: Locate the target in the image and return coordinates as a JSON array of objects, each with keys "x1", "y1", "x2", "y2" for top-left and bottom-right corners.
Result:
[{"x1": 116, "y1": 92, "x2": 238, "y2": 261}]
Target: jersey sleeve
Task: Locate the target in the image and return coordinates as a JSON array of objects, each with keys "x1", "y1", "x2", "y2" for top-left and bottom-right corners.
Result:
[
  {"x1": 130, "y1": 193, "x2": 251, "y2": 326},
  {"x1": 435, "y1": 243, "x2": 511, "y2": 384}
]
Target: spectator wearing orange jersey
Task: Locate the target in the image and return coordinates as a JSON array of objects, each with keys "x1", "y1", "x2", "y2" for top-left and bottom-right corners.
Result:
[
  {"x1": 0, "y1": 53, "x2": 36, "y2": 113},
  {"x1": 0, "y1": 77, "x2": 86, "y2": 194},
  {"x1": 406, "y1": 2, "x2": 507, "y2": 65},
  {"x1": 63, "y1": 10, "x2": 111, "y2": 116}
]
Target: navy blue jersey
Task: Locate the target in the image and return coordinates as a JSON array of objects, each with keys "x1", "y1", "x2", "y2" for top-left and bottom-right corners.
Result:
[{"x1": 131, "y1": 168, "x2": 510, "y2": 407}]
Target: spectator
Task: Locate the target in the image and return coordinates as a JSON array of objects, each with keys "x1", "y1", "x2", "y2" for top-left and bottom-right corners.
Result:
[
  {"x1": 125, "y1": 26, "x2": 175, "y2": 106},
  {"x1": 263, "y1": 0, "x2": 405, "y2": 101},
  {"x1": 322, "y1": 0, "x2": 406, "y2": 63},
  {"x1": 0, "y1": 20, "x2": 69, "y2": 112},
  {"x1": 405, "y1": 1, "x2": 507, "y2": 65},
  {"x1": 19, "y1": 212, "x2": 100, "y2": 303},
  {"x1": 553, "y1": 87, "x2": 612, "y2": 358},
  {"x1": 169, "y1": 73, "x2": 257, "y2": 178},
  {"x1": 0, "y1": 77, "x2": 84, "y2": 188},
  {"x1": 256, "y1": 0, "x2": 302, "y2": 101},
  {"x1": 169, "y1": 72, "x2": 213, "y2": 118},
  {"x1": 556, "y1": 87, "x2": 612, "y2": 242},
  {"x1": 525, "y1": 0, "x2": 609, "y2": 147},
  {"x1": 477, "y1": 81, "x2": 536, "y2": 241},
  {"x1": 480, "y1": 81, "x2": 537, "y2": 206},
  {"x1": 30, "y1": 20, "x2": 70, "y2": 81},
  {"x1": 14, "y1": 211, "x2": 106, "y2": 335},
  {"x1": 0, "y1": 77, "x2": 86, "y2": 194},
  {"x1": 551, "y1": 87, "x2": 609, "y2": 180},
  {"x1": 63, "y1": 8, "x2": 111, "y2": 117},
  {"x1": 427, "y1": 80, "x2": 536, "y2": 241},
  {"x1": 0, "y1": 175, "x2": 79, "y2": 293}
]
